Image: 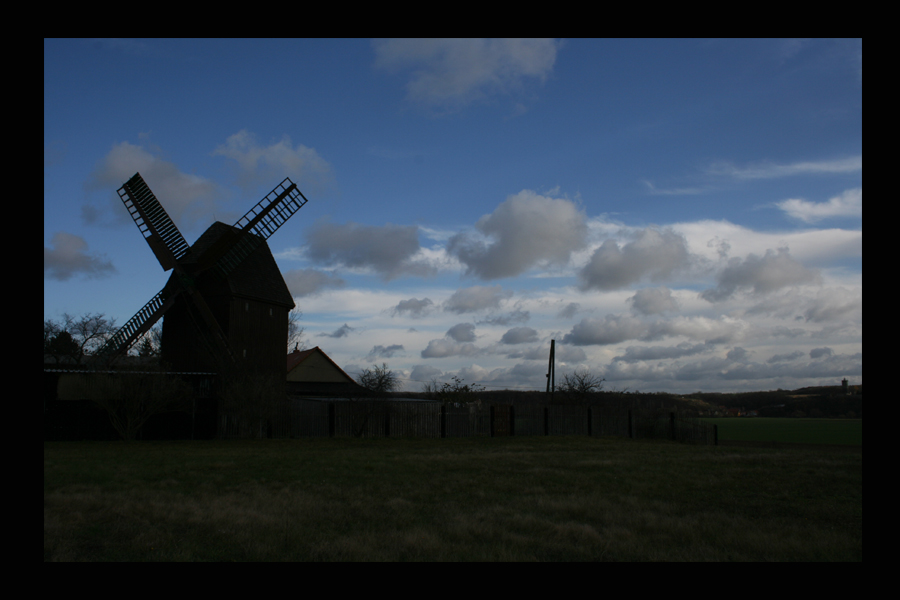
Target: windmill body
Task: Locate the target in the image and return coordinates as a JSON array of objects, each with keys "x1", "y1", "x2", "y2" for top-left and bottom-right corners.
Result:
[
  {"x1": 160, "y1": 222, "x2": 295, "y2": 375},
  {"x1": 94, "y1": 173, "x2": 307, "y2": 379}
]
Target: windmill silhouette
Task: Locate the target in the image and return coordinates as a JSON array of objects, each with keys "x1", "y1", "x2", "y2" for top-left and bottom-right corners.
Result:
[{"x1": 93, "y1": 172, "x2": 308, "y2": 374}]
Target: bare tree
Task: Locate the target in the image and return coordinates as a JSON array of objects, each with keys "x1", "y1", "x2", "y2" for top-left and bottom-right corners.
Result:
[
  {"x1": 287, "y1": 307, "x2": 306, "y2": 353},
  {"x1": 135, "y1": 324, "x2": 162, "y2": 358},
  {"x1": 356, "y1": 363, "x2": 399, "y2": 396},
  {"x1": 44, "y1": 313, "x2": 117, "y2": 365},
  {"x1": 558, "y1": 368, "x2": 605, "y2": 404},
  {"x1": 348, "y1": 363, "x2": 399, "y2": 438},
  {"x1": 81, "y1": 366, "x2": 192, "y2": 441},
  {"x1": 435, "y1": 376, "x2": 484, "y2": 405}
]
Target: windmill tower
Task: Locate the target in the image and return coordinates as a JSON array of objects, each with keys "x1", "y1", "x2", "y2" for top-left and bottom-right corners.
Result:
[{"x1": 92, "y1": 173, "x2": 308, "y2": 377}]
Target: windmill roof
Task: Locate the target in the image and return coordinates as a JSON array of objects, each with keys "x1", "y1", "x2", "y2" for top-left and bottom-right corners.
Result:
[{"x1": 184, "y1": 222, "x2": 295, "y2": 308}]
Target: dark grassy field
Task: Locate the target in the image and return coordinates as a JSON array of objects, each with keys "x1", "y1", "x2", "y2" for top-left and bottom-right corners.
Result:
[
  {"x1": 44, "y1": 436, "x2": 862, "y2": 561},
  {"x1": 701, "y1": 418, "x2": 862, "y2": 446}
]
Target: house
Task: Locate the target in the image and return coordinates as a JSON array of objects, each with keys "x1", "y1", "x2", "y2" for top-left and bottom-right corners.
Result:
[{"x1": 286, "y1": 346, "x2": 367, "y2": 399}]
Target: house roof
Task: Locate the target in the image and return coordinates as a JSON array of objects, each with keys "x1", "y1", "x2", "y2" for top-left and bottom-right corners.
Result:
[
  {"x1": 286, "y1": 346, "x2": 356, "y2": 383},
  {"x1": 286, "y1": 346, "x2": 367, "y2": 397}
]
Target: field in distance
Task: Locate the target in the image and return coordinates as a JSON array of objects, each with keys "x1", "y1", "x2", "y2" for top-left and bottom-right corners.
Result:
[
  {"x1": 45, "y1": 436, "x2": 862, "y2": 561},
  {"x1": 700, "y1": 418, "x2": 862, "y2": 446}
]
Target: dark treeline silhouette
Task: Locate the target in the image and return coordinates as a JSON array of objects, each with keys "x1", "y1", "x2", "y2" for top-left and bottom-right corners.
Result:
[{"x1": 393, "y1": 384, "x2": 862, "y2": 419}]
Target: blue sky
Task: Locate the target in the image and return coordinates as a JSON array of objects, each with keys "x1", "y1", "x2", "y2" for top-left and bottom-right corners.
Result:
[{"x1": 44, "y1": 38, "x2": 862, "y2": 393}]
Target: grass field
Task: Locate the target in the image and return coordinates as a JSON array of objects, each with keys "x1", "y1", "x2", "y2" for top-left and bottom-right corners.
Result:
[
  {"x1": 44, "y1": 436, "x2": 862, "y2": 561},
  {"x1": 700, "y1": 418, "x2": 862, "y2": 446}
]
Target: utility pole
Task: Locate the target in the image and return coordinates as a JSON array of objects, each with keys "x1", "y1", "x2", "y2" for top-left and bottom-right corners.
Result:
[{"x1": 546, "y1": 339, "x2": 555, "y2": 402}]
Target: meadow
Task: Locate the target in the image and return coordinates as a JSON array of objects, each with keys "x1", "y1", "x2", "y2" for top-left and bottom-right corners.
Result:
[
  {"x1": 44, "y1": 436, "x2": 862, "y2": 561},
  {"x1": 700, "y1": 418, "x2": 862, "y2": 446}
]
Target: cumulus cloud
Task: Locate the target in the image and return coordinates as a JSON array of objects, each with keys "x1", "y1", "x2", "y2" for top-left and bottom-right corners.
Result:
[
  {"x1": 87, "y1": 141, "x2": 220, "y2": 228},
  {"x1": 212, "y1": 129, "x2": 333, "y2": 192},
  {"x1": 318, "y1": 323, "x2": 354, "y2": 338},
  {"x1": 367, "y1": 344, "x2": 404, "y2": 360},
  {"x1": 563, "y1": 314, "x2": 746, "y2": 347},
  {"x1": 613, "y1": 342, "x2": 710, "y2": 363},
  {"x1": 477, "y1": 308, "x2": 530, "y2": 326},
  {"x1": 283, "y1": 268, "x2": 345, "y2": 297},
  {"x1": 809, "y1": 347, "x2": 834, "y2": 359},
  {"x1": 373, "y1": 38, "x2": 558, "y2": 111},
  {"x1": 448, "y1": 190, "x2": 588, "y2": 279},
  {"x1": 447, "y1": 323, "x2": 477, "y2": 342},
  {"x1": 768, "y1": 351, "x2": 805, "y2": 363},
  {"x1": 777, "y1": 188, "x2": 862, "y2": 223},
  {"x1": 410, "y1": 364, "x2": 443, "y2": 383},
  {"x1": 579, "y1": 228, "x2": 691, "y2": 291},
  {"x1": 701, "y1": 248, "x2": 821, "y2": 302},
  {"x1": 628, "y1": 287, "x2": 678, "y2": 315},
  {"x1": 803, "y1": 288, "x2": 862, "y2": 323},
  {"x1": 44, "y1": 232, "x2": 115, "y2": 281},
  {"x1": 557, "y1": 302, "x2": 581, "y2": 319},
  {"x1": 500, "y1": 326, "x2": 539, "y2": 345},
  {"x1": 421, "y1": 338, "x2": 480, "y2": 359},
  {"x1": 305, "y1": 221, "x2": 435, "y2": 280},
  {"x1": 390, "y1": 297, "x2": 435, "y2": 318},
  {"x1": 443, "y1": 285, "x2": 513, "y2": 314},
  {"x1": 562, "y1": 314, "x2": 645, "y2": 346}
]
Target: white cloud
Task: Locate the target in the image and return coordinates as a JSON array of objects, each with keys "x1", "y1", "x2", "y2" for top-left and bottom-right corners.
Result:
[
  {"x1": 283, "y1": 268, "x2": 345, "y2": 297},
  {"x1": 446, "y1": 323, "x2": 477, "y2": 342},
  {"x1": 443, "y1": 285, "x2": 513, "y2": 314},
  {"x1": 390, "y1": 297, "x2": 436, "y2": 318},
  {"x1": 212, "y1": 130, "x2": 333, "y2": 192},
  {"x1": 448, "y1": 190, "x2": 588, "y2": 279},
  {"x1": 706, "y1": 156, "x2": 862, "y2": 180},
  {"x1": 628, "y1": 287, "x2": 679, "y2": 315},
  {"x1": 701, "y1": 248, "x2": 821, "y2": 302},
  {"x1": 777, "y1": 188, "x2": 862, "y2": 223},
  {"x1": 87, "y1": 141, "x2": 220, "y2": 229},
  {"x1": 305, "y1": 222, "x2": 435, "y2": 280},
  {"x1": 421, "y1": 338, "x2": 480, "y2": 359},
  {"x1": 500, "y1": 326, "x2": 539, "y2": 345},
  {"x1": 373, "y1": 38, "x2": 558, "y2": 111},
  {"x1": 44, "y1": 232, "x2": 115, "y2": 281},
  {"x1": 579, "y1": 228, "x2": 691, "y2": 291}
]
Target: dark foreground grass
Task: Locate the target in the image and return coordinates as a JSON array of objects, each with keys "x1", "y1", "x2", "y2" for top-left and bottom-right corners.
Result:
[
  {"x1": 701, "y1": 418, "x2": 862, "y2": 446},
  {"x1": 44, "y1": 436, "x2": 862, "y2": 561}
]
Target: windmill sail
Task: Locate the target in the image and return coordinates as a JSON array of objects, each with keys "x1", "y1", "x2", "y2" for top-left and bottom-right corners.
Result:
[
  {"x1": 118, "y1": 173, "x2": 191, "y2": 270},
  {"x1": 91, "y1": 288, "x2": 178, "y2": 362},
  {"x1": 198, "y1": 178, "x2": 308, "y2": 277}
]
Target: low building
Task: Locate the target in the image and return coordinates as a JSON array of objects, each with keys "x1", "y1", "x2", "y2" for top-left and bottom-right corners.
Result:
[{"x1": 286, "y1": 346, "x2": 367, "y2": 399}]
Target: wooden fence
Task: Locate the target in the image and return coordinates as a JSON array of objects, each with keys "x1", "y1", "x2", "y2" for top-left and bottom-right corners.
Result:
[{"x1": 218, "y1": 400, "x2": 717, "y2": 444}]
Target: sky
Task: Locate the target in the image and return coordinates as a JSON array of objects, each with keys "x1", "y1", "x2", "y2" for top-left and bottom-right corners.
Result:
[{"x1": 44, "y1": 38, "x2": 862, "y2": 394}]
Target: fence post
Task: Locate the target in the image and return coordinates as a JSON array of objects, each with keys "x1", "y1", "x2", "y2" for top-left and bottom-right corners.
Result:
[
  {"x1": 544, "y1": 406, "x2": 549, "y2": 436},
  {"x1": 587, "y1": 407, "x2": 593, "y2": 437},
  {"x1": 714, "y1": 424, "x2": 718, "y2": 446},
  {"x1": 670, "y1": 412, "x2": 676, "y2": 441},
  {"x1": 328, "y1": 403, "x2": 335, "y2": 438},
  {"x1": 440, "y1": 403, "x2": 446, "y2": 438},
  {"x1": 510, "y1": 405, "x2": 515, "y2": 437},
  {"x1": 628, "y1": 410, "x2": 633, "y2": 439}
]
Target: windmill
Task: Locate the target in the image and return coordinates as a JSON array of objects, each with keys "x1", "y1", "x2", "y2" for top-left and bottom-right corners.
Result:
[{"x1": 92, "y1": 172, "x2": 308, "y2": 375}]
